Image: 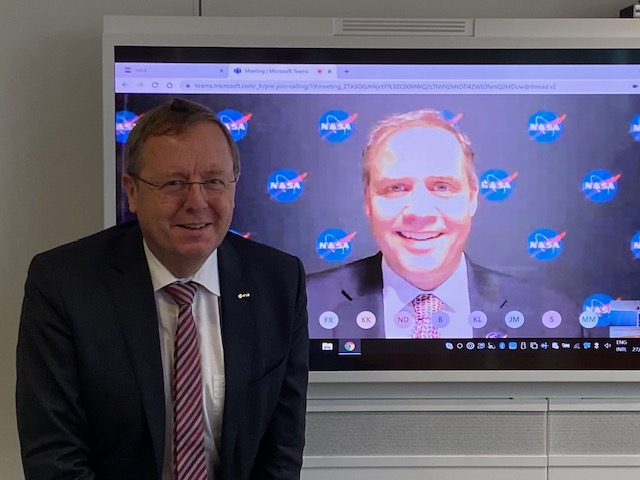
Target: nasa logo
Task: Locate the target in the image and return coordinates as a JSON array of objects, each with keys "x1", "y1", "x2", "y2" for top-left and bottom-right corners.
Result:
[
  {"x1": 527, "y1": 110, "x2": 566, "y2": 143},
  {"x1": 217, "y1": 109, "x2": 252, "y2": 142},
  {"x1": 266, "y1": 168, "x2": 307, "y2": 203},
  {"x1": 631, "y1": 231, "x2": 640, "y2": 259},
  {"x1": 583, "y1": 293, "x2": 614, "y2": 327},
  {"x1": 582, "y1": 169, "x2": 620, "y2": 203},
  {"x1": 439, "y1": 110, "x2": 463, "y2": 130},
  {"x1": 317, "y1": 109, "x2": 357, "y2": 143},
  {"x1": 630, "y1": 114, "x2": 640, "y2": 142},
  {"x1": 479, "y1": 169, "x2": 518, "y2": 202},
  {"x1": 115, "y1": 110, "x2": 139, "y2": 144},
  {"x1": 527, "y1": 228, "x2": 565, "y2": 261},
  {"x1": 315, "y1": 228, "x2": 356, "y2": 262}
]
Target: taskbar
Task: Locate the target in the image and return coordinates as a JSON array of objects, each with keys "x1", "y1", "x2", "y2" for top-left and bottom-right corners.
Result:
[{"x1": 309, "y1": 338, "x2": 640, "y2": 370}]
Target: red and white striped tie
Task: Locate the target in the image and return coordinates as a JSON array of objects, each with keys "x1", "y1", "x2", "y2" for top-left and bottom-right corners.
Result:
[{"x1": 164, "y1": 282, "x2": 207, "y2": 480}]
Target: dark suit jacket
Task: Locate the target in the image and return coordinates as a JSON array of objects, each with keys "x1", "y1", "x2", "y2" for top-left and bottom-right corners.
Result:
[
  {"x1": 306, "y1": 252, "x2": 586, "y2": 339},
  {"x1": 16, "y1": 221, "x2": 309, "y2": 480}
]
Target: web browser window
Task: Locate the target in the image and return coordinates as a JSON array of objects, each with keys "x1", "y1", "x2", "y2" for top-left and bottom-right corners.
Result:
[{"x1": 112, "y1": 48, "x2": 640, "y2": 371}]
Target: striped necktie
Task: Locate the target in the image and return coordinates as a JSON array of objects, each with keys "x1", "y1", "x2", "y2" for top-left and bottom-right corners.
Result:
[
  {"x1": 411, "y1": 293, "x2": 443, "y2": 339},
  {"x1": 164, "y1": 282, "x2": 207, "y2": 480}
]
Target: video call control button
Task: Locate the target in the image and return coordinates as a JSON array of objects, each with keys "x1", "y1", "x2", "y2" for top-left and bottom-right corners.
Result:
[
  {"x1": 579, "y1": 311, "x2": 599, "y2": 329},
  {"x1": 468, "y1": 310, "x2": 488, "y2": 329},
  {"x1": 394, "y1": 311, "x2": 415, "y2": 329},
  {"x1": 504, "y1": 310, "x2": 525, "y2": 329},
  {"x1": 432, "y1": 311, "x2": 450, "y2": 328},
  {"x1": 319, "y1": 311, "x2": 339, "y2": 330},
  {"x1": 542, "y1": 310, "x2": 562, "y2": 329},
  {"x1": 356, "y1": 310, "x2": 376, "y2": 330}
]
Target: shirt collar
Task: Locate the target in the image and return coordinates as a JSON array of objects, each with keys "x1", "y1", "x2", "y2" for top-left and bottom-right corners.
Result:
[
  {"x1": 382, "y1": 253, "x2": 469, "y2": 312},
  {"x1": 143, "y1": 241, "x2": 221, "y2": 296}
]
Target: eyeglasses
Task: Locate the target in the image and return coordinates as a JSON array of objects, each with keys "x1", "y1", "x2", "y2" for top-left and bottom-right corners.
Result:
[{"x1": 133, "y1": 174, "x2": 238, "y2": 197}]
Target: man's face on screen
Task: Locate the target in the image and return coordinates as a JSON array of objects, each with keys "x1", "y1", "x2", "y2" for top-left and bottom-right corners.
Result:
[
  {"x1": 123, "y1": 121, "x2": 236, "y2": 278},
  {"x1": 364, "y1": 126, "x2": 478, "y2": 290}
]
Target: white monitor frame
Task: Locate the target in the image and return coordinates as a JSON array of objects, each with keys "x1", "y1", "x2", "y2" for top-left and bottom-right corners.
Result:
[{"x1": 103, "y1": 16, "x2": 640, "y2": 397}]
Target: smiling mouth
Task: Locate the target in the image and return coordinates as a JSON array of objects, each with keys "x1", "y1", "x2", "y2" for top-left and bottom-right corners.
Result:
[
  {"x1": 178, "y1": 223, "x2": 210, "y2": 230},
  {"x1": 397, "y1": 231, "x2": 443, "y2": 241}
]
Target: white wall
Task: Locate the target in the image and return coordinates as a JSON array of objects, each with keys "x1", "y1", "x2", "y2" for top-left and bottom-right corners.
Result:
[
  {"x1": 203, "y1": 0, "x2": 629, "y2": 18},
  {"x1": 0, "y1": 2, "x2": 196, "y2": 477},
  {"x1": 0, "y1": 0, "x2": 634, "y2": 478}
]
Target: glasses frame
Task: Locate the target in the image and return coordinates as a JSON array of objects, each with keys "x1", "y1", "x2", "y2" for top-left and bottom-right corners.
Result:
[{"x1": 132, "y1": 174, "x2": 239, "y2": 197}]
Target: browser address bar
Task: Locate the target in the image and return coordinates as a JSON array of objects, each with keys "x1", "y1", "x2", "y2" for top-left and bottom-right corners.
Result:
[
  {"x1": 179, "y1": 79, "x2": 636, "y2": 94},
  {"x1": 115, "y1": 78, "x2": 639, "y2": 94},
  {"x1": 188, "y1": 80, "x2": 559, "y2": 92}
]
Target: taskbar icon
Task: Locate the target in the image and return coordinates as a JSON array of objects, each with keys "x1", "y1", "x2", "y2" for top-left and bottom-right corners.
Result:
[
  {"x1": 440, "y1": 338, "x2": 633, "y2": 353},
  {"x1": 338, "y1": 338, "x2": 361, "y2": 356}
]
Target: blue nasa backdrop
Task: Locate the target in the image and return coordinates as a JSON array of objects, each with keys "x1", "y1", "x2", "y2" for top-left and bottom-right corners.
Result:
[{"x1": 114, "y1": 93, "x2": 640, "y2": 311}]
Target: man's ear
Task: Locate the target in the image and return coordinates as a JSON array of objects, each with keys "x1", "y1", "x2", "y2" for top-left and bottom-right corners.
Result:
[
  {"x1": 469, "y1": 185, "x2": 479, "y2": 217},
  {"x1": 122, "y1": 173, "x2": 138, "y2": 214},
  {"x1": 363, "y1": 185, "x2": 371, "y2": 218}
]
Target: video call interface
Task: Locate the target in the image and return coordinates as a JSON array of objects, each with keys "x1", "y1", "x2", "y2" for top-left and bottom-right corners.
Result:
[{"x1": 114, "y1": 47, "x2": 640, "y2": 370}]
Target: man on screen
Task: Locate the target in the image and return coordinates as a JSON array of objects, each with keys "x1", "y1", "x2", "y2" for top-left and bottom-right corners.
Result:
[
  {"x1": 17, "y1": 98, "x2": 309, "y2": 480},
  {"x1": 307, "y1": 108, "x2": 583, "y2": 339}
]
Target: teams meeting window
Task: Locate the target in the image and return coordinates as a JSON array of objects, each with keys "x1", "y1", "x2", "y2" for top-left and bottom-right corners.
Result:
[{"x1": 113, "y1": 64, "x2": 640, "y2": 343}]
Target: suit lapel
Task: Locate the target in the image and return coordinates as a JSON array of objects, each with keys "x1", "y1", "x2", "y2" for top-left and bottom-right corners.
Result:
[
  {"x1": 467, "y1": 259, "x2": 509, "y2": 338},
  {"x1": 217, "y1": 235, "x2": 256, "y2": 471},
  {"x1": 348, "y1": 254, "x2": 385, "y2": 338},
  {"x1": 105, "y1": 225, "x2": 165, "y2": 477}
]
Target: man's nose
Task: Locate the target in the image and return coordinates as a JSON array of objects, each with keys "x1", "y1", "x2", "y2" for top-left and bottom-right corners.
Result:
[
  {"x1": 183, "y1": 182, "x2": 208, "y2": 209},
  {"x1": 402, "y1": 183, "x2": 439, "y2": 218}
]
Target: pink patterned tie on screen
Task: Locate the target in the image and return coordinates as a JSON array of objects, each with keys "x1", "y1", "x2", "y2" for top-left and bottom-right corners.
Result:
[
  {"x1": 411, "y1": 293, "x2": 443, "y2": 339},
  {"x1": 164, "y1": 282, "x2": 207, "y2": 480}
]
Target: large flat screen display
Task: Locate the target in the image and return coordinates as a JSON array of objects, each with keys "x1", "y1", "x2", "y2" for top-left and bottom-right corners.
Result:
[{"x1": 106, "y1": 19, "x2": 640, "y2": 376}]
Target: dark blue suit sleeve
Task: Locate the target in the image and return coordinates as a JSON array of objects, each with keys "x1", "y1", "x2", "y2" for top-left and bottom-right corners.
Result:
[
  {"x1": 16, "y1": 254, "x2": 96, "y2": 480},
  {"x1": 249, "y1": 257, "x2": 309, "y2": 479}
]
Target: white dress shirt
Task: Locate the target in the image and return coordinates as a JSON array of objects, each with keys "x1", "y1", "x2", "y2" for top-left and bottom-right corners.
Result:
[
  {"x1": 382, "y1": 254, "x2": 472, "y2": 338},
  {"x1": 144, "y1": 242, "x2": 225, "y2": 480}
]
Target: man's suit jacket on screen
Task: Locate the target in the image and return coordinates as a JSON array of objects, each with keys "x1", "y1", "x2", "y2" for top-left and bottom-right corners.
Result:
[
  {"x1": 306, "y1": 252, "x2": 584, "y2": 339},
  {"x1": 16, "y1": 221, "x2": 309, "y2": 480}
]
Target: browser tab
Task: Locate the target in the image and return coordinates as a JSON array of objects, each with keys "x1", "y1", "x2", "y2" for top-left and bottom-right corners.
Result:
[{"x1": 228, "y1": 64, "x2": 338, "y2": 80}]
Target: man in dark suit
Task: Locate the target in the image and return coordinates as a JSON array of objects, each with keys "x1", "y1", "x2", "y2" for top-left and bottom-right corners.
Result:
[
  {"x1": 307, "y1": 108, "x2": 584, "y2": 340},
  {"x1": 16, "y1": 98, "x2": 309, "y2": 480},
  {"x1": 307, "y1": 252, "x2": 582, "y2": 339}
]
